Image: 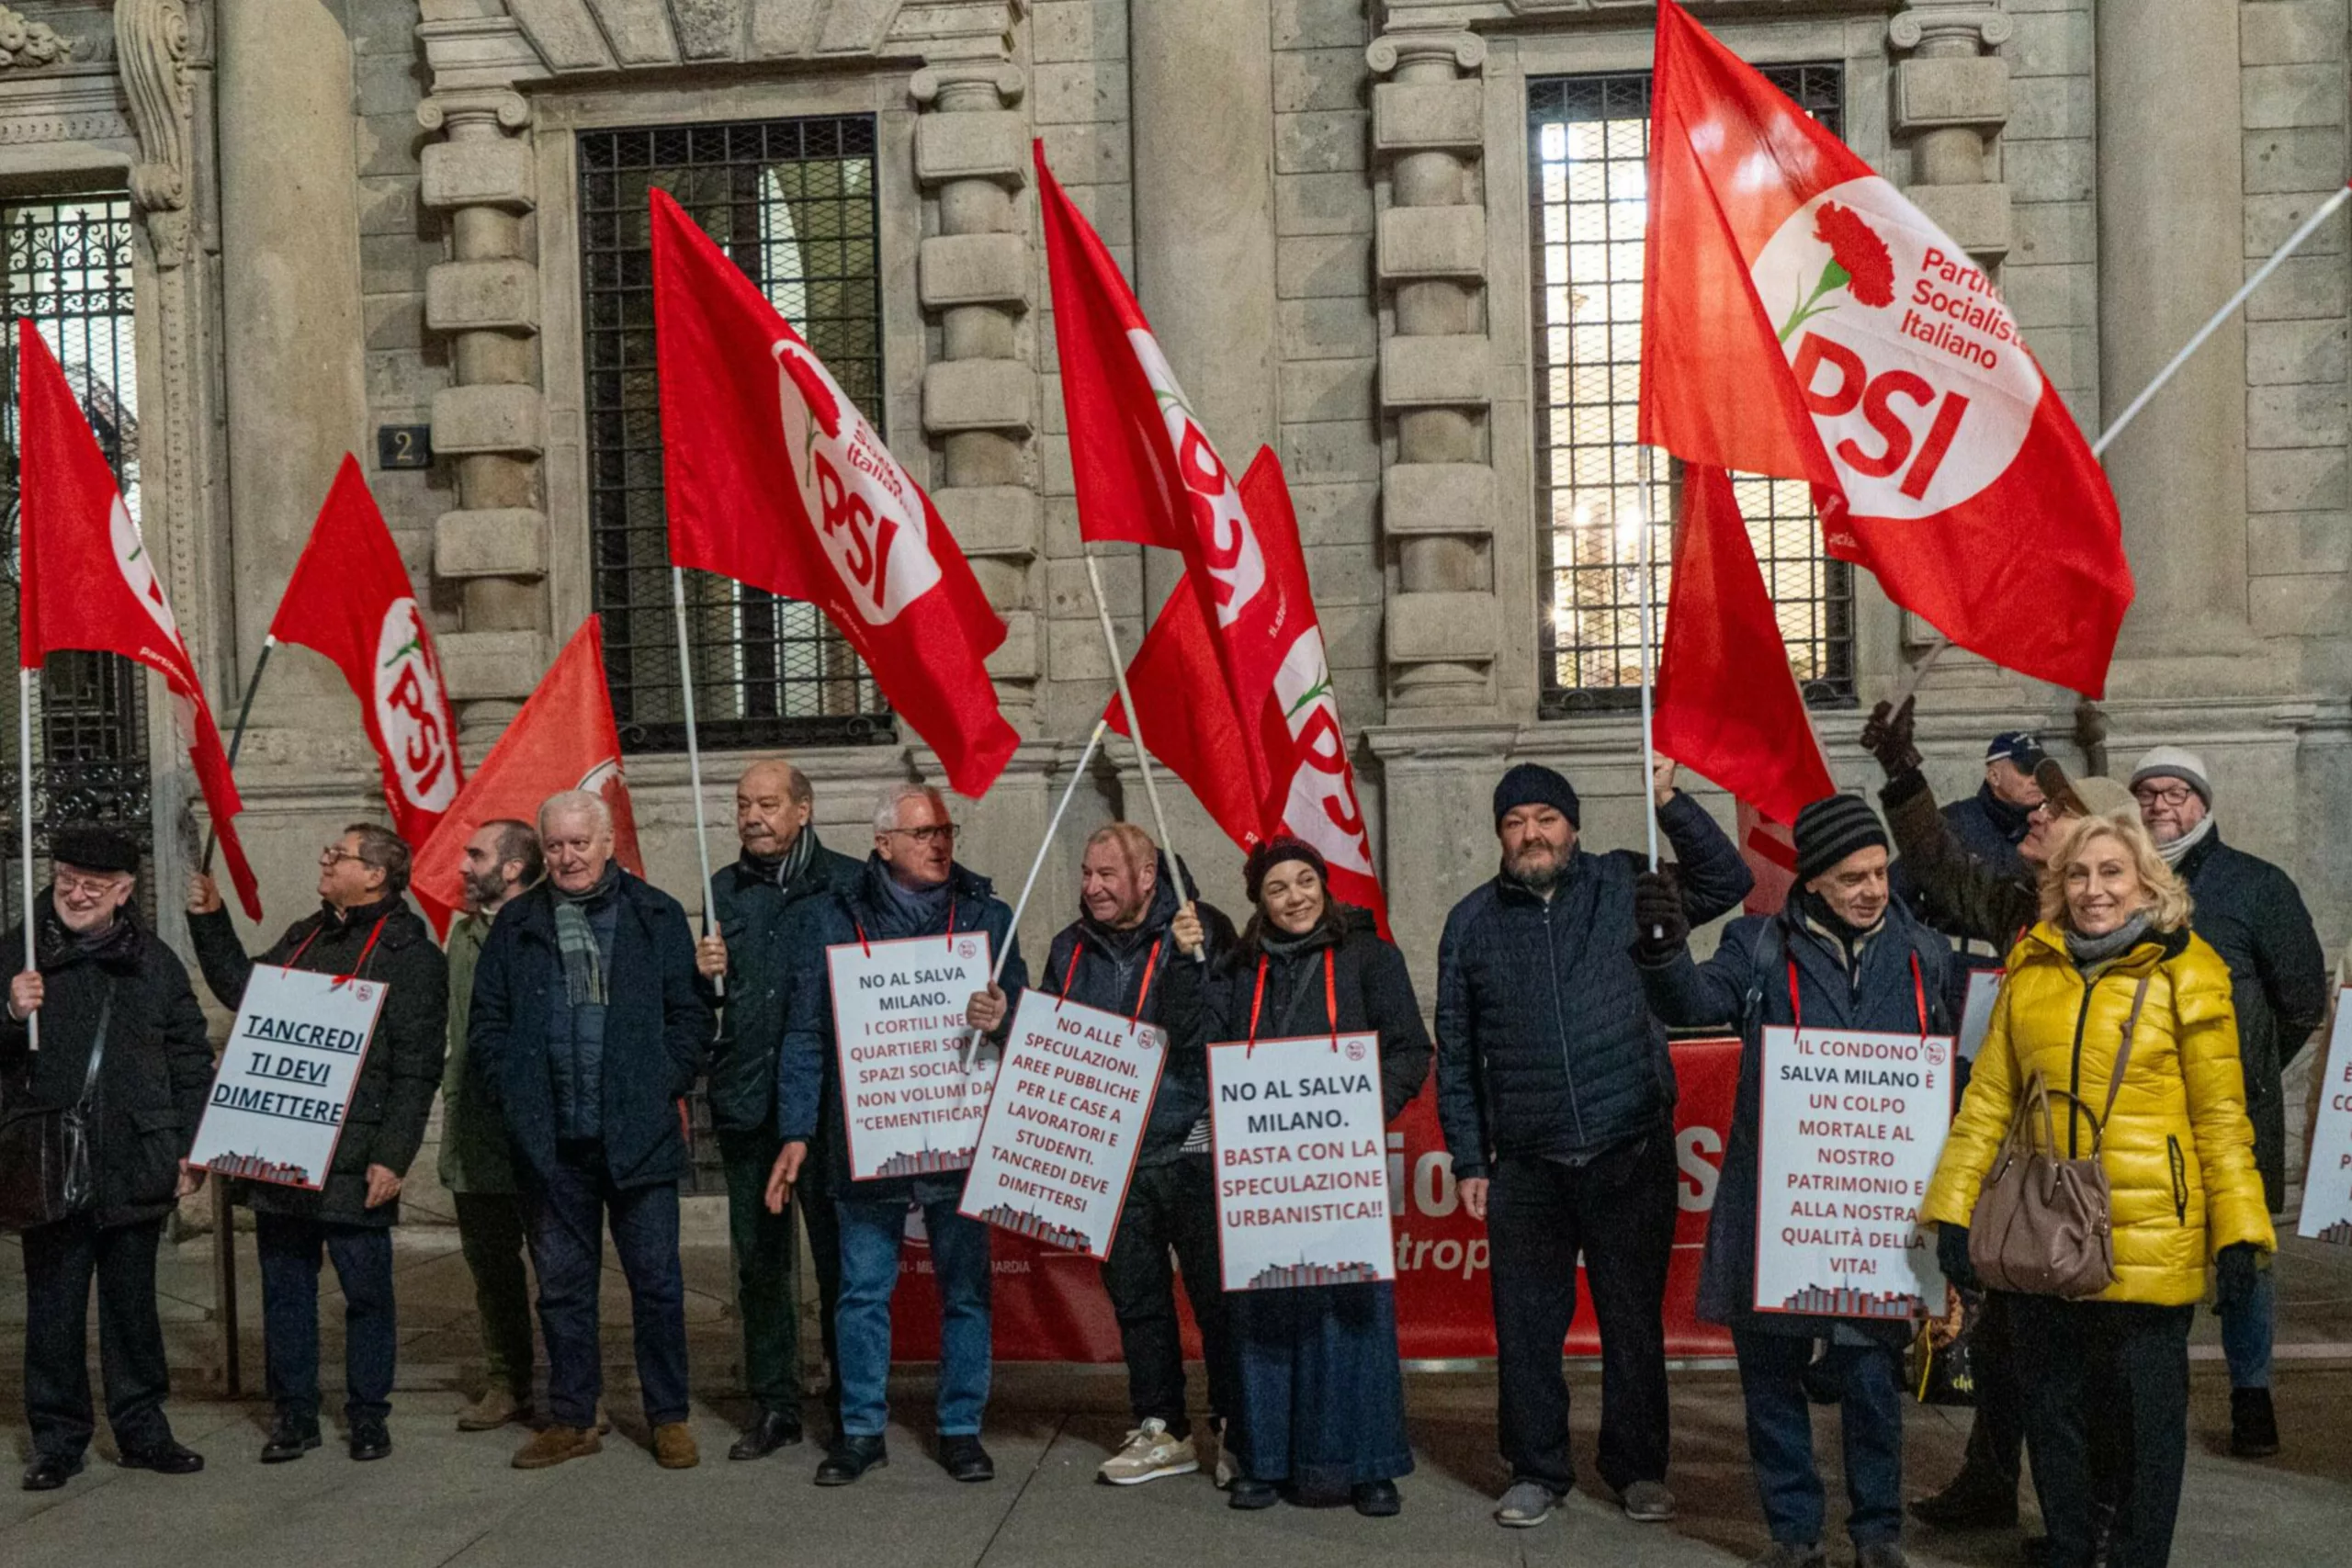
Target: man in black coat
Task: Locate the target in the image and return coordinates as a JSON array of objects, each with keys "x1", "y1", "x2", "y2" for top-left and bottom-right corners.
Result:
[
  {"x1": 692, "y1": 758, "x2": 858, "y2": 1458},
  {"x1": 189, "y1": 823, "x2": 446, "y2": 1465},
  {"x1": 1003, "y1": 824, "x2": 1237, "y2": 1487},
  {"x1": 1639, "y1": 795, "x2": 1952, "y2": 1568},
  {"x1": 469, "y1": 789, "x2": 712, "y2": 1472},
  {"x1": 2130, "y1": 746, "x2": 2327, "y2": 1459},
  {"x1": 1436, "y1": 759, "x2": 1750, "y2": 1529},
  {"x1": 5, "y1": 829, "x2": 211, "y2": 1490}
]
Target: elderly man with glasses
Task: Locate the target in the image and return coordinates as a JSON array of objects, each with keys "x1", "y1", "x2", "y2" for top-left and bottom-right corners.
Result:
[{"x1": 765, "y1": 783, "x2": 1025, "y2": 1486}]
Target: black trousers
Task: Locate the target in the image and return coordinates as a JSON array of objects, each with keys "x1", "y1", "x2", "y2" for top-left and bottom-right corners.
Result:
[
  {"x1": 20, "y1": 1214, "x2": 174, "y2": 1460},
  {"x1": 799, "y1": 1155, "x2": 843, "y2": 1428},
  {"x1": 1962, "y1": 1288, "x2": 2027, "y2": 1484},
  {"x1": 2009, "y1": 1295, "x2": 2194, "y2": 1568},
  {"x1": 1100, "y1": 1154, "x2": 1234, "y2": 1439},
  {"x1": 255, "y1": 1213, "x2": 398, "y2": 1426},
  {"x1": 1486, "y1": 1133, "x2": 1678, "y2": 1493}
]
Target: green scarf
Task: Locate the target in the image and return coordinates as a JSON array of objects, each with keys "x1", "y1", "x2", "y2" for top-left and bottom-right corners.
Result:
[{"x1": 552, "y1": 862, "x2": 617, "y2": 1007}]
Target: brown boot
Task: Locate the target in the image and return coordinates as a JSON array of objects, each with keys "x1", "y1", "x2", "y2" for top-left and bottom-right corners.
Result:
[
  {"x1": 457, "y1": 1388, "x2": 530, "y2": 1432},
  {"x1": 512, "y1": 1426, "x2": 601, "y2": 1471},
  {"x1": 652, "y1": 1423, "x2": 699, "y2": 1471}
]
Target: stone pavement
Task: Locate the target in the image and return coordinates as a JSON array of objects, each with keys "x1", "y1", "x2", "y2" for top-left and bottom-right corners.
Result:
[{"x1": 1, "y1": 1226, "x2": 2347, "y2": 1567}]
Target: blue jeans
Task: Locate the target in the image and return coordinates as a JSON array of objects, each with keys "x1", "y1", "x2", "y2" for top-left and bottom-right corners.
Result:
[
  {"x1": 834, "y1": 1195, "x2": 991, "y2": 1438},
  {"x1": 2220, "y1": 1256, "x2": 2275, "y2": 1389},
  {"x1": 1732, "y1": 1327, "x2": 1905, "y2": 1550},
  {"x1": 254, "y1": 1213, "x2": 396, "y2": 1426},
  {"x1": 524, "y1": 1143, "x2": 690, "y2": 1427}
]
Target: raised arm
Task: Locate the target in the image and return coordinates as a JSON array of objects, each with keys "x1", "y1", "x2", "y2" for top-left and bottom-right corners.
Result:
[{"x1": 1657, "y1": 790, "x2": 1754, "y2": 925}]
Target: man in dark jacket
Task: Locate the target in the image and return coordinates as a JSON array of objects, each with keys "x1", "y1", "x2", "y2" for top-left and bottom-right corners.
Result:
[
  {"x1": 2130, "y1": 746, "x2": 2326, "y2": 1459},
  {"x1": 189, "y1": 824, "x2": 446, "y2": 1466},
  {"x1": 6, "y1": 829, "x2": 211, "y2": 1490},
  {"x1": 765, "y1": 783, "x2": 1024, "y2": 1487},
  {"x1": 1436, "y1": 758, "x2": 1749, "y2": 1529},
  {"x1": 1639, "y1": 795, "x2": 1952, "y2": 1568},
  {"x1": 469, "y1": 789, "x2": 713, "y2": 1472},
  {"x1": 692, "y1": 758, "x2": 857, "y2": 1459},
  {"x1": 1011, "y1": 824, "x2": 1236, "y2": 1486},
  {"x1": 1890, "y1": 730, "x2": 2043, "y2": 942}
]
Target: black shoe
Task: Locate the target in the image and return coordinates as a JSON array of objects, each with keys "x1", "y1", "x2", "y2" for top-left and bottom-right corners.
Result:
[
  {"x1": 260, "y1": 1414, "x2": 322, "y2": 1464},
  {"x1": 940, "y1": 1435, "x2": 994, "y2": 1483},
  {"x1": 1908, "y1": 1464, "x2": 2018, "y2": 1530},
  {"x1": 119, "y1": 1439, "x2": 204, "y2": 1476},
  {"x1": 729, "y1": 1407, "x2": 805, "y2": 1461},
  {"x1": 2231, "y1": 1386, "x2": 2280, "y2": 1458},
  {"x1": 814, "y1": 1434, "x2": 888, "y2": 1486},
  {"x1": 348, "y1": 1420, "x2": 391, "y2": 1461},
  {"x1": 1352, "y1": 1480, "x2": 1402, "y2": 1517},
  {"x1": 21, "y1": 1451, "x2": 83, "y2": 1492},
  {"x1": 1228, "y1": 1477, "x2": 1280, "y2": 1510}
]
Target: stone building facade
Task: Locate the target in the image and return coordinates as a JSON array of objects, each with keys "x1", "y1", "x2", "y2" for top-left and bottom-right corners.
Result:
[{"x1": 0, "y1": 0, "x2": 2345, "y2": 1021}]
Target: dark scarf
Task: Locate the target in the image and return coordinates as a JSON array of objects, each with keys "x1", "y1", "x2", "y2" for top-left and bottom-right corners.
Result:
[
  {"x1": 1977, "y1": 780, "x2": 2035, "y2": 843},
  {"x1": 2064, "y1": 908, "x2": 2156, "y2": 971},
  {"x1": 876, "y1": 866, "x2": 951, "y2": 931},
  {"x1": 1794, "y1": 887, "x2": 1886, "y2": 991},
  {"x1": 552, "y1": 861, "x2": 620, "y2": 1006},
  {"x1": 741, "y1": 826, "x2": 818, "y2": 891},
  {"x1": 34, "y1": 896, "x2": 141, "y2": 972}
]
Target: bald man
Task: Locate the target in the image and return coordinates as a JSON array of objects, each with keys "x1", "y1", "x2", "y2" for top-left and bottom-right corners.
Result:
[{"x1": 695, "y1": 760, "x2": 858, "y2": 1458}]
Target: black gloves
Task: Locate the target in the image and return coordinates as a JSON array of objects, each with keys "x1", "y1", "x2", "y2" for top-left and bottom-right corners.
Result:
[
  {"x1": 1632, "y1": 868, "x2": 1690, "y2": 962},
  {"x1": 1860, "y1": 695, "x2": 1923, "y2": 778},
  {"x1": 2215, "y1": 1242, "x2": 2262, "y2": 1307},
  {"x1": 1937, "y1": 1222, "x2": 1980, "y2": 1292}
]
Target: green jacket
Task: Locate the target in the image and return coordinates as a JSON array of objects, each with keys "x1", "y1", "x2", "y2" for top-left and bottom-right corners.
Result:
[
  {"x1": 707, "y1": 830, "x2": 862, "y2": 1134},
  {"x1": 438, "y1": 911, "x2": 517, "y2": 1193}
]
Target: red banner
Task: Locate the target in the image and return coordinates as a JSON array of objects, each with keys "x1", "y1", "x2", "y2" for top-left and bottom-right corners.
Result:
[{"x1": 887, "y1": 1037, "x2": 1740, "y2": 1361}]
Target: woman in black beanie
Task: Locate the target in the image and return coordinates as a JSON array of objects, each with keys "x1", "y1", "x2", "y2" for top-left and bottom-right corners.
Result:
[{"x1": 1200, "y1": 836, "x2": 1431, "y2": 1517}]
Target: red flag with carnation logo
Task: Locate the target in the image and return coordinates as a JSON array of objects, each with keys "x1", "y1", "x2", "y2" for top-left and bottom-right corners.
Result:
[
  {"x1": 1639, "y1": 0, "x2": 2132, "y2": 695},
  {"x1": 650, "y1": 189, "x2": 1016, "y2": 798},
  {"x1": 410, "y1": 617, "x2": 639, "y2": 917},
  {"x1": 14, "y1": 320, "x2": 261, "y2": 919},
  {"x1": 267, "y1": 455, "x2": 463, "y2": 873}
]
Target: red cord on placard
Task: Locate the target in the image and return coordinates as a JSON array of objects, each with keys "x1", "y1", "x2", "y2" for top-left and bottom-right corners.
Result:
[
  {"x1": 288, "y1": 913, "x2": 390, "y2": 985},
  {"x1": 1785, "y1": 949, "x2": 1927, "y2": 1034}
]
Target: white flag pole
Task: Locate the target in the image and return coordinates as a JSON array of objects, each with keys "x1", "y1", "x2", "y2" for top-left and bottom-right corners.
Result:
[
  {"x1": 962, "y1": 716, "x2": 1109, "y2": 1061},
  {"x1": 17, "y1": 666, "x2": 38, "y2": 1051},
  {"x1": 669, "y1": 567, "x2": 722, "y2": 998},
  {"x1": 1082, "y1": 552, "x2": 1204, "y2": 954},
  {"x1": 1636, "y1": 506, "x2": 1661, "y2": 873}
]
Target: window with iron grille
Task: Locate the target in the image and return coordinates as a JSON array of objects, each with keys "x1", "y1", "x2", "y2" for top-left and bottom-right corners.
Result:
[
  {"x1": 0, "y1": 197, "x2": 152, "y2": 929},
  {"x1": 1530, "y1": 67, "x2": 1854, "y2": 716},
  {"x1": 579, "y1": 116, "x2": 895, "y2": 754}
]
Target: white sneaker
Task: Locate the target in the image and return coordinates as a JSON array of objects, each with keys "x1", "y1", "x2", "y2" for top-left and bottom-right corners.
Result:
[{"x1": 1097, "y1": 1419, "x2": 1200, "y2": 1485}]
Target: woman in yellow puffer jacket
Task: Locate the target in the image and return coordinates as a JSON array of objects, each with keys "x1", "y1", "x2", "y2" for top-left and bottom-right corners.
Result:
[{"x1": 1922, "y1": 813, "x2": 2273, "y2": 1568}]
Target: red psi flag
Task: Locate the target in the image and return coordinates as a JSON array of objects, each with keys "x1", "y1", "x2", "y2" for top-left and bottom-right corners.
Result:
[
  {"x1": 1639, "y1": 0, "x2": 2132, "y2": 695},
  {"x1": 268, "y1": 456, "x2": 463, "y2": 859},
  {"x1": 650, "y1": 189, "x2": 1016, "y2": 797},
  {"x1": 410, "y1": 616, "x2": 641, "y2": 917},
  {"x1": 1737, "y1": 803, "x2": 1801, "y2": 918},
  {"x1": 1652, "y1": 464, "x2": 1837, "y2": 829},
  {"x1": 14, "y1": 320, "x2": 261, "y2": 919}
]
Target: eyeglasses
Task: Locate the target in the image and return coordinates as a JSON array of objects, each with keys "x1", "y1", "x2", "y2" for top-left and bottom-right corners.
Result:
[
  {"x1": 320, "y1": 846, "x2": 369, "y2": 868},
  {"x1": 884, "y1": 824, "x2": 957, "y2": 847},
  {"x1": 54, "y1": 871, "x2": 129, "y2": 900},
  {"x1": 2132, "y1": 784, "x2": 2196, "y2": 807}
]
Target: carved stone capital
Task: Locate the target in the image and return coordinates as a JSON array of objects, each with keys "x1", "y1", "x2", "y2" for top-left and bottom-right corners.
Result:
[
  {"x1": 418, "y1": 87, "x2": 532, "y2": 138},
  {"x1": 1368, "y1": 29, "x2": 1485, "y2": 79},
  {"x1": 114, "y1": 0, "x2": 193, "y2": 266},
  {"x1": 1888, "y1": 3, "x2": 2015, "y2": 55},
  {"x1": 910, "y1": 60, "x2": 1025, "y2": 112}
]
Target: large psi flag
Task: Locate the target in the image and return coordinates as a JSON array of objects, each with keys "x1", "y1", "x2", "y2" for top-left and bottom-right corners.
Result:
[
  {"x1": 15, "y1": 320, "x2": 262, "y2": 919},
  {"x1": 1639, "y1": 0, "x2": 2132, "y2": 696},
  {"x1": 650, "y1": 189, "x2": 1016, "y2": 798}
]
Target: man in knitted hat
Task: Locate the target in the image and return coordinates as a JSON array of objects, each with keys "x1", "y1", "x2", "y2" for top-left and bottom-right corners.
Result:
[
  {"x1": 2129, "y1": 746, "x2": 2325, "y2": 1458},
  {"x1": 1436, "y1": 757, "x2": 1751, "y2": 1529},
  {"x1": 1638, "y1": 792, "x2": 1952, "y2": 1568}
]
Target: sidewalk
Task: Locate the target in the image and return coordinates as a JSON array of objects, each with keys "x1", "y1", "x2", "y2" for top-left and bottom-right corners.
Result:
[{"x1": 2, "y1": 1227, "x2": 2348, "y2": 1566}]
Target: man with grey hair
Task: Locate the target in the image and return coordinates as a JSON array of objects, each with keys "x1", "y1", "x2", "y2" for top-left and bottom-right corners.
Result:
[
  {"x1": 694, "y1": 758, "x2": 858, "y2": 1456},
  {"x1": 766, "y1": 781, "x2": 1024, "y2": 1486},
  {"x1": 469, "y1": 790, "x2": 712, "y2": 1472}
]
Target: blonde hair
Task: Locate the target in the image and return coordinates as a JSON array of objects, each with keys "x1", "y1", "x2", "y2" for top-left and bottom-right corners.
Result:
[{"x1": 2037, "y1": 813, "x2": 2193, "y2": 932}]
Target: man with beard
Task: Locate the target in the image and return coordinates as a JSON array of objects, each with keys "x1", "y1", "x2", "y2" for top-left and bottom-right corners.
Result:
[
  {"x1": 970, "y1": 824, "x2": 1238, "y2": 1486},
  {"x1": 440, "y1": 819, "x2": 544, "y2": 1433},
  {"x1": 1435, "y1": 759, "x2": 1749, "y2": 1530}
]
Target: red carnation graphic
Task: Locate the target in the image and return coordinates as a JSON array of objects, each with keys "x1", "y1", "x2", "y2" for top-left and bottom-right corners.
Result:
[
  {"x1": 1777, "y1": 201, "x2": 1894, "y2": 341},
  {"x1": 778, "y1": 342, "x2": 842, "y2": 438}
]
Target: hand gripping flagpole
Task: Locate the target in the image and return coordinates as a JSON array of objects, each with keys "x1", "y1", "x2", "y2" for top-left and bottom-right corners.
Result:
[
  {"x1": 670, "y1": 567, "x2": 722, "y2": 998},
  {"x1": 1892, "y1": 181, "x2": 2352, "y2": 702},
  {"x1": 17, "y1": 666, "x2": 37, "y2": 1052},
  {"x1": 1082, "y1": 551, "x2": 1205, "y2": 961}
]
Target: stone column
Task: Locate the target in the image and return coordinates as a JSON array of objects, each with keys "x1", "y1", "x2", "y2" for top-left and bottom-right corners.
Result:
[
  {"x1": 1889, "y1": 2, "x2": 2015, "y2": 261},
  {"x1": 417, "y1": 84, "x2": 548, "y2": 739},
  {"x1": 2098, "y1": 0, "x2": 2251, "y2": 659},
  {"x1": 213, "y1": 0, "x2": 368, "y2": 682},
  {"x1": 913, "y1": 58, "x2": 1039, "y2": 719},
  {"x1": 1369, "y1": 27, "x2": 1495, "y2": 714}
]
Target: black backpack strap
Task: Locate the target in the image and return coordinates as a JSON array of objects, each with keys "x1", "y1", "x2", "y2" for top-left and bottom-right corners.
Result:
[
  {"x1": 1740, "y1": 919, "x2": 1788, "y2": 1033},
  {"x1": 76, "y1": 987, "x2": 114, "y2": 1110}
]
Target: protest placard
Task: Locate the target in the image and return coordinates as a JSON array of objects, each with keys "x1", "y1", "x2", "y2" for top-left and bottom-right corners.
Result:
[
  {"x1": 1754, "y1": 1025, "x2": 1953, "y2": 1319},
  {"x1": 829, "y1": 931, "x2": 996, "y2": 1181},
  {"x1": 959, "y1": 988, "x2": 1166, "y2": 1258},
  {"x1": 2297, "y1": 988, "x2": 2352, "y2": 1245},
  {"x1": 1957, "y1": 969, "x2": 2002, "y2": 1065},
  {"x1": 1208, "y1": 1032, "x2": 1393, "y2": 1292},
  {"x1": 188, "y1": 964, "x2": 389, "y2": 1190}
]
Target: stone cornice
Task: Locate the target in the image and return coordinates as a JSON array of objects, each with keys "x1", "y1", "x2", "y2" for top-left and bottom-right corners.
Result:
[{"x1": 1376, "y1": 0, "x2": 1896, "y2": 30}]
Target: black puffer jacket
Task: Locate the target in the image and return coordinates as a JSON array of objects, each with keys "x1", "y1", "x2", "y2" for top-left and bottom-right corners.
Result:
[
  {"x1": 1, "y1": 900, "x2": 214, "y2": 1229},
  {"x1": 1199, "y1": 905, "x2": 1430, "y2": 1125},
  {"x1": 705, "y1": 830, "x2": 861, "y2": 1134},
  {"x1": 1035, "y1": 856, "x2": 1237, "y2": 1166},
  {"x1": 190, "y1": 895, "x2": 446, "y2": 1226},
  {"x1": 1434, "y1": 791, "x2": 1750, "y2": 1180}
]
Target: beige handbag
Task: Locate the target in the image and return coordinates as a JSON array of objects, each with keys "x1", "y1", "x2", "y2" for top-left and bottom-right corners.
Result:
[{"x1": 1966, "y1": 976, "x2": 2151, "y2": 1299}]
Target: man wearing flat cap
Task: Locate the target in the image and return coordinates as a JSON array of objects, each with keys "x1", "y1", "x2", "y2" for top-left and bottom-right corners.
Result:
[
  {"x1": 4, "y1": 829, "x2": 212, "y2": 1491},
  {"x1": 1435, "y1": 758, "x2": 1750, "y2": 1530}
]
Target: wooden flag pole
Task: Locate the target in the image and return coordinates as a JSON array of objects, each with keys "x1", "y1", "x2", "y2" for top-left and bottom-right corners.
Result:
[
  {"x1": 670, "y1": 567, "x2": 722, "y2": 998},
  {"x1": 1082, "y1": 551, "x2": 1205, "y2": 958},
  {"x1": 17, "y1": 666, "x2": 38, "y2": 1052}
]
